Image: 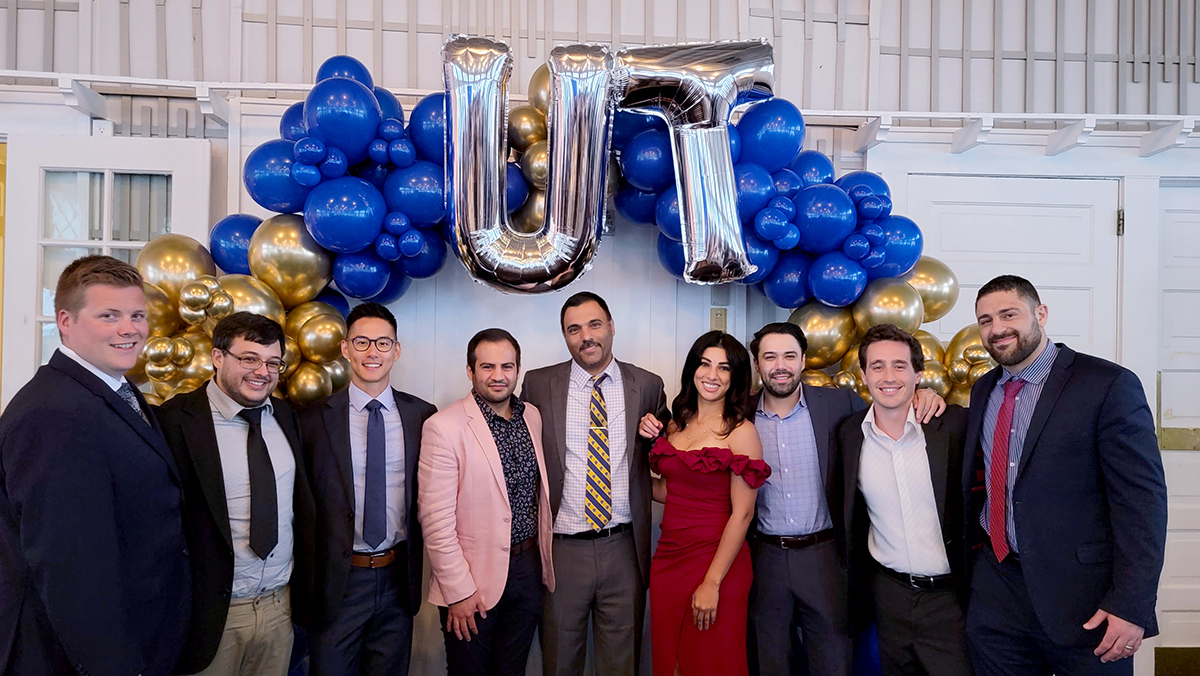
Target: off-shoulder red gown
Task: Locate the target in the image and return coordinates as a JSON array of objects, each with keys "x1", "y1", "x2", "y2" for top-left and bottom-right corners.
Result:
[{"x1": 649, "y1": 437, "x2": 771, "y2": 676}]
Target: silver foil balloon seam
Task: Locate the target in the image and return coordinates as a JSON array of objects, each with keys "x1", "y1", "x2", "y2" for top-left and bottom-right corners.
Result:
[
  {"x1": 444, "y1": 35, "x2": 616, "y2": 293},
  {"x1": 616, "y1": 41, "x2": 775, "y2": 284}
]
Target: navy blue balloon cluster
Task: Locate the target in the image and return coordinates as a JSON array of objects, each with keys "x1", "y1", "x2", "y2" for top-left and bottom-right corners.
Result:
[
  {"x1": 235, "y1": 55, "x2": 453, "y2": 305},
  {"x1": 613, "y1": 98, "x2": 924, "y2": 310}
]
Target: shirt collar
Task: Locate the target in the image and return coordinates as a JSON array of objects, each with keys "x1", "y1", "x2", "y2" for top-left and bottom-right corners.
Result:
[
  {"x1": 349, "y1": 382, "x2": 396, "y2": 413},
  {"x1": 56, "y1": 345, "x2": 128, "y2": 392},
  {"x1": 862, "y1": 402, "x2": 920, "y2": 441},
  {"x1": 207, "y1": 379, "x2": 274, "y2": 422},
  {"x1": 473, "y1": 390, "x2": 524, "y2": 422},
  {"x1": 1000, "y1": 339, "x2": 1058, "y2": 386},
  {"x1": 569, "y1": 358, "x2": 621, "y2": 390},
  {"x1": 756, "y1": 386, "x2": 807, "y2": 420}
]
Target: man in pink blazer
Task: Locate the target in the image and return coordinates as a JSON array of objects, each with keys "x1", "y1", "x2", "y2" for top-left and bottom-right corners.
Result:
[{"x1": 418, "y1": 328, "x2": 556, "y2": 676}]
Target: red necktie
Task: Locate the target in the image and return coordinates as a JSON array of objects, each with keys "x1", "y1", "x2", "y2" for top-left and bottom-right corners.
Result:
[{"x1": 988, "y1": 379, "x2": 1025, "y2": 562}]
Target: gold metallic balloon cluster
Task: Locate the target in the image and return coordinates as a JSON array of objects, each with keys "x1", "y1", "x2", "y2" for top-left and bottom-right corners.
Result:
[
  {"x1": 129, "y1": 225, "x2": 348, "y2": 406},
  {"x1": 781, "y1": 255, "x2": 994, "y2": 407}
]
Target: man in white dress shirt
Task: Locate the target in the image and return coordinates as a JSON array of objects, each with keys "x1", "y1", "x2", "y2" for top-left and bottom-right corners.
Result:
[{"x1": 834, "y1": 324, "x2": 972, "y2": 676}]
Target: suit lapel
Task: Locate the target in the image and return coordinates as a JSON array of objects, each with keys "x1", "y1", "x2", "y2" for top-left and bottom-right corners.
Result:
[
  {"x1": 180, "y1": 389, "x2": 234, "y2": 548},
  {"x1": 843, "y1": 416, "x2": 865, "y2": 537},
  {"x1": 464, "y1": 396, "x2": 511, "y2": 506},
  {"x1": 803, "y1": 385, "x2": 833, "y2": 483},
  {"x1": 924, "y1": 421, "x2": 950, "y2": 525},
  {"x1": 548, "y1": 367, "x2": 570, "y2": 476},
  {"x1": 394, "y1": 388, "x2": 422, "y2": 516},
  {"x1": 321, "y1": 389, "x2": 355, "y2": 508},
  {"x1": 618, "y1": 361, "x2": 642, "y2": 471},
  {"x1": 1016, "y1": 347, "x2": 1074, "y2": 481}
]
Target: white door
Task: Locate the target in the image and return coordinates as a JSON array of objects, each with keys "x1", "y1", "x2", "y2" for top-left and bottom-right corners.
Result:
[
  {"x1": 904, "y1": 175, "x2": 1121, "y2": 359},
  {"x1": 1, "y1": 135, "x2": 211, "y2": 406}
]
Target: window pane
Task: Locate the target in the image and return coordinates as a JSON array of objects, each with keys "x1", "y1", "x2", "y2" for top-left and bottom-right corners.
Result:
[
  {"x1": 112, "y1": 173, "x2": 172, "y2": 242},
  {"x1": 109, "y1": 247, "x2": 142, "y2": 265},
  {"x1": 43, "y1": 171, "x2": 103, "y2": 241},
  {"x1": 41, "y1": 246, "x2": 103, "y2": 317},
  {"x1": 40, "y1": 321, "x2": 61, "y2": 365}
]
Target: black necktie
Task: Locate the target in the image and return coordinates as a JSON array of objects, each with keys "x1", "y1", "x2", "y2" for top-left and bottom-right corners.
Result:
[
  {"x1": 238, "y1": 407, "x2": 278, "y2": 559},
  {"x1": 363, "y1": 399, "x2": 386, "y2": 549}
]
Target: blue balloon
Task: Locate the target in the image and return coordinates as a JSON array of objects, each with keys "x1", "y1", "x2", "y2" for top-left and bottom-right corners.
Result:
[
  {"x1": 860, "y1": 222, "x2": 885, "y2": 246},
  {"x1": 654, "y1": 186, "x2": 683, "y2": 241},
  {"x1": 408, "y1": 92, "x2": 446, "y2": 165},
  {"x1": 244, "y1": 139, "x2": 313, "y2": 213},
  {"x1": 373, "y1": 86, "x2": 403, "y2": 124},
  {"x1": 383, "y1": 211, "x2": 411, "y2": 236},
  {"x1": 506, "y1": 163, "x2": 529, "y2": 213},
  {"x1": 614, "y1": 183, "x2": 658, "y2": 227},
  {"x1": 742, "y1": 231, "x2": 779, "y2": 285},
  {"x1": 736, "y1": 98, "x2": 806, "y2": 172},
  {"x1": 317, "y1": 55, "x2": 374, "y2": 89},
  {"x1": 728, "y1": 125, "x2": 741, "y2": 164},
  {"x1": 352, "y1": 160, "x2": 390, "y2": 190},
  {"x1": 388, "y1": 138, "x2": 417, "y2": 169},
  {"x1": 809, "y1": 252, "x2": 869, "y2": 307},
  {"x1": 333, "y1": 250, "x2": 391, "y2": 299},
  {"x1": 320, "y1": 148, "x2": 348, "y2": 178},
  {"x1": 772, "y1": 169, "x2": 804, "y2": 199},
  {"x1": 304, "y1": 76, "x2": 383, "y2": 164},
  {"x1": 209, "y1": 214, "x2": 261, "y2": 274},
  {"x1": 367, "y1": 265, "x2": 412, "y2": 304},
  {"x1": 398, "y1": 229, "x2": 425, "y2": 257},
  {"x1": 842, "y1": 233, "x2": 870, "y2": 260},
  {"x1": 844, "y1": 184, "x2": 873, "y2": 204},
  {"x1": 735, "y1": 163, "x2": 777, "y2": 223},
  {"x1": 795, "y1": 184, "x2": 858, "y2": 253},
  {"x1": 383, "y1": 160, "x2": 446, "y2": 226},
  {"x1": 612, "y1": 111, "x2": 667, "y2": 151},
  {"x1": 867, "y1": 215, "x2": 923, "y2": 279},
  {"x1": 774, "y1": 223, "x2": 801, "y2": 250},
  {"x1": 303, "y1": 176, "x2": 387, "y2": 253},
  {"x1": 834, "y1": 170, "x2": 891, "y2": 201},
  {"x1": 789, "y1": 149, "x2": 834, "y2": 188},
  {"x1": 763, "y1": 251, "x2": 814, "y2": 309},
  {"x1": 656, "y1": 233, "x2": 686, "y2": 279},
  {"x1": 374, "y1": 233, "x2": 401, "y2": 261},
  {"x1": 294, "y1": 137, "x2": 327, "y2": 164},
  {"x1": 620, "y1": 129, "x2": 674, "y2": 193},
  {"x1": 290, "y1": 162, "x2": 322, "y2": 188},
  {"x1": 861, "y1": 247, "x2": 886, "y2": 270},
  {"x1": 368, "y1": 139, "x2": 390, "y2": 164},
  {"x1": 769, "y1": 196, "x2": 796, "y2": 221},
  {"x1": 857, "y1": 194, "x2": 887, "y2": 221},
  {"x1": 280, "y1": 102, "x2": 308, "y2": 141},
  {"x1": 754, "y1": 207, "x2": 789, "y2": 241},
  {"x1": 315, "y1": 287, "x2": 351, "y2": 317},
  {"x1": 399, "y1": 233, "x2": 448, "y2": 279},
  {"x1": 877, "y1": 194, "x2": 893, "y2": 219},
  {"x1": 378, "y1": 118, "x2": 406, "y2": 142}
]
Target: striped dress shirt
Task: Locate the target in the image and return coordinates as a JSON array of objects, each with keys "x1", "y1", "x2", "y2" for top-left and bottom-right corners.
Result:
[{"x1": 979, "y1": 340, "x2": 1059, "y2": 554}]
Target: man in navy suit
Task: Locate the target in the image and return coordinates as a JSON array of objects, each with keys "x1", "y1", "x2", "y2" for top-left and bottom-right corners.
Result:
[
  {"x1": 0, "y1": 255, "x2": 190, "y2": 675},
  {"x1": 964, "y1": 275, "x2": 1167, "y2": 676}
]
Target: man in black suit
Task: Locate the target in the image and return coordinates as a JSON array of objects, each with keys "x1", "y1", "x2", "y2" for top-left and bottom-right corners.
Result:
[
  {"x1": 835, "y1": 324, "x2": 971, "y2": 676},
  {"x1": 158, "y1": 312, "x2": 315, "y2": 676},
  {"x1": 964, "y1": 275, "x2": 1167, "y2": 676},
  {"x1": 0, "y1": 255, "x2": 190, "y2": 676},
  {"x1": 519, "y1": 291, "x2": 668, "y2": 676},
  {"x1": 299, "y1": 302, "x2": 436, "y2": 676}
]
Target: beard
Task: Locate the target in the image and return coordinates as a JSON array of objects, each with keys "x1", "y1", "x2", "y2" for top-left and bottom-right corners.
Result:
[
  {"x1": 761, "y1": 368, "x2": 801, "y2": 398},
  {"x1": 986, "y1": 323, "x2": 1044, "y2": 367}
]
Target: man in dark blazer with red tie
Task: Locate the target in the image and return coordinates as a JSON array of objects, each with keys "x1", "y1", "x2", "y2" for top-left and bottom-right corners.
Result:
[
  {"x1": 0, "y1": 255, "x2": 191, "y2": 676},
  {"x1": 299, "y1": 302, "x2": 436, "y2": 676},
  {"x1": 964, "y1": 275, "x2": 1168, "y2": 676}
]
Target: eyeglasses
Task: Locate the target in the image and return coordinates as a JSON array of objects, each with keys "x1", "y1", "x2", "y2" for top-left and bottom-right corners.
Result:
[
  {"x1": 349, "y1": 336, "x2": 396, "y2": 353},
  {"x1": 222, "y1": 350, "x2": 287, "y2": 373}
]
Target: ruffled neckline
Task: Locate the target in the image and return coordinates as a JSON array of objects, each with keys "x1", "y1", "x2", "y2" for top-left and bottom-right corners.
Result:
[{"x1": 650, "y1": 437, "x2": 772, "y2": 489}]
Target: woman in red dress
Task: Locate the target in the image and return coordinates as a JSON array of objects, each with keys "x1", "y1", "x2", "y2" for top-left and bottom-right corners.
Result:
[{"x1": 638, "y1": 331, "x2": 770, "y2": 676}]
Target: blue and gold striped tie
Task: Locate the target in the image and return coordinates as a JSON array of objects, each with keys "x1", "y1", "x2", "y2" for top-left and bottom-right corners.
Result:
[{"x1": 585, "y1": 374, "x2": 612, "y2": 531}]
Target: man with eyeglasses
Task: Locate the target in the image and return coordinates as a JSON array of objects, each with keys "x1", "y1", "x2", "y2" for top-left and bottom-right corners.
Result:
[
  {"x1": 299, "y1": 302, "x2": 437, "y2": 676},
  {"x1": 157, "y1": 312, "x2": 317, "y2": 676}
]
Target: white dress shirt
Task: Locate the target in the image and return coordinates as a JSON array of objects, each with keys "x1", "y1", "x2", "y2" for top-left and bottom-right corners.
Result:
[
  {"x1": 347, "y1": 383, "x2": 407, "y2": 552},
  {"x1": 858, "y1": 405, "x2": 950, "y2": 577},
  {"x1": 555, "y1": 359, "x2": 630, "y2": 534},
  {"x1": 207, "y1": 380, "x2": 296, "y2": 598},
  {"x1": 57, "y1": 345, "x2": 127, "y2": 391}
]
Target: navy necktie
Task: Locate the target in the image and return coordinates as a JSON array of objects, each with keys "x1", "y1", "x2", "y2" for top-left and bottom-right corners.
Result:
[
  {"x1": 237, "y1": 407, "x2": 278, "y2": 560},
  {"x1": 363, "y1": 399, "x2": 386, "y2": 549}
]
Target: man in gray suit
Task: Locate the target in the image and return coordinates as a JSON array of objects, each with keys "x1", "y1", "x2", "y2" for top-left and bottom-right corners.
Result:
[{"x1": 520, "y1": 291, "x2": 668, "y2": 676}]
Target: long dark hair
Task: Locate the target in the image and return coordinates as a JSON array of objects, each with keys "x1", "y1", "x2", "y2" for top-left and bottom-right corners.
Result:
[{"x1": 671, "y1": 331, "x2": 753, "y2": 438}]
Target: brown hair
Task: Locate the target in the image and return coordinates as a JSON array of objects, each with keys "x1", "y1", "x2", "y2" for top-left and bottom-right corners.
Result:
[
  {"x1": 858, "y1": 323, "x2": 925, "y2": 373},
  {"x1": 54, "y1": 255, "x2": 145, "y2": 315}
]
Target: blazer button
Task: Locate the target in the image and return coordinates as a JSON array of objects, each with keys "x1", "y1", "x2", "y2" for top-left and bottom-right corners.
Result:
[
  {"x1": 343, "y1": 550, "x2": 352, "y2": 558},
  {"x1": 503, "y1": 516, "x2": 511, "y2": 523},
  {"x1": 502, "y1": 546, "x2": 509, "y2": 552}
]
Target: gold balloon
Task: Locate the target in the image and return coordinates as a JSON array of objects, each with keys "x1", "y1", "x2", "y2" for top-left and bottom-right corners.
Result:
[
  {"x1": 856, "y1": 382, "x2": 874, "y2": 405},
  {"x1": 913, "y1": 330, "x2": 946, "y2": 365},
  {"x1": 918, "y1": 361, "x2": 952, "y2": 398},
  {"x1": 203, "y1": 275, "x2": 286, "y2": 332},
  {"x1": 963, "y1": 344, "x2": 992, "y2": 364},
  {"x1": 840, "y1": 345, "x2": 864, "y2": 381},
  {"x1": 852, "y1": 278, "x2": 925, "y2": 334},
  {"x1": 324, "y1": 358, "x2": 352, "y2": 393},
  {"x1": 166, "y1": 378, "x2": 206, "y2": 400},
  {"x1": 800, "y1": 369, "x2": 833, "y2": 388},
  {"x1": 527, "y1": 63, "x2": 551, "y2": 113},
  {"x1": 507, "y1": 105, "x2": 547, "y2": 154},
  {"x1": 833, "y1": 370, "x2": 859, "y2": 390},
  {"x1": 297, "y1": 313, "x2": 348, "y2": 364},
  {"x1": 145, "y1": 361, "x2": 179, "y2": 382},
  {"x1": 521, "y1": 140, "x2": 549, "y2": 191},
  {"x1": 512, "y1": 189, "x2": 546, "y2": 234},
  {"x1": 171, "y1": 337, "x2": 195, "y2": 366},
  {"x1": 207, "y1": 291, "x2": 235, "y2": 321},
  {"x1": 248, "y1": 214, "x2": 334, "y2": 309},
  {"x1": 287, "y1": 361, "x2": 333, "y2": 406},
  {"x1": 968, "y1": 362, "x2": 995, "y2": 385},
  {"x1": 788, "y1": 302, "x2": 857, "y2": 369},
  {"x1": 142, "y1": 392, "x2": 165, "y2": 407},
  {"x1": 179, "y1": 282, "x2": 213, "y2": 311},
  {"x1": 900, "y1": 256, "x2": 960, "y2": 323},
  {"x1": 179, "y1": 305, "x2": 208, "y2": 326},
  {"x1": 144, "y1": 282, "x2": 182, "y2": 338},
  {"x1": 281, "y1": 335, "x2": 303, "y2": 380},
  {"x1": 144, "y1": 336, "x2": 176, "y2": 365},
  {"x1": 136, "y1": 234, "x2": 216, "y2": 302},
  {"x1": 947, "y1": 385, "x2": 972, "y2": 408},
  {"x1": 947, "y1": 358, "x2": 971, "y2": 385},
  {"x1": 285, "y1": 301, "x2": 342, "y2": 340},
  {"x1": 151, "y1": 378, "x2": 175, "y2": 398},
  {"x1": 195, "y1": 275, "x2": 222, "y2": 292},
  {"x1": 127, "y1": 351, "x2": 149, "y2": 387},
  {"x1": 943, "y1": 324, "x2": 984, "y2": 367},
  {"x1": 178, "y1": 331, "x2": 215, "y2": 383}
]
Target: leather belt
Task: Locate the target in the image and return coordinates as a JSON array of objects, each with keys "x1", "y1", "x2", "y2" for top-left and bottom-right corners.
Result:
[
  {"x1": 351, "y1": 548, "x2": 397, "y2": 569},
  {"x1": 754, "y1": 528, "x2": 834, "y2": 550},
  {"x1": 511, "y1": 537, "x2": 538, "y2": 554},
  {"x1": 880, "y1": 565, "x2": 955, "y2": 592},
  {"x1": 554, "y1": 522, "x2": 632, "y2": 541}
]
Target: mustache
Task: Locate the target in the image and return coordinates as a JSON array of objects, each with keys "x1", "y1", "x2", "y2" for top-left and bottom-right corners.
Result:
[
  {"x1": 989, "y1": 330, "x2": 1020, "y2": 345},
  {"x1": 580, "y1": 340, "x2": 600, "y2": 350},
  {"x1": 767, "y1": 368, "x2": 796, "y2": 379}
]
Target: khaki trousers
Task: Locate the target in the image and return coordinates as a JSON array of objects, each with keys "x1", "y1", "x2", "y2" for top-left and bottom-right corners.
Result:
[{"x1": 193, "y1": 585, "x2": 293, "y2": 676}]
